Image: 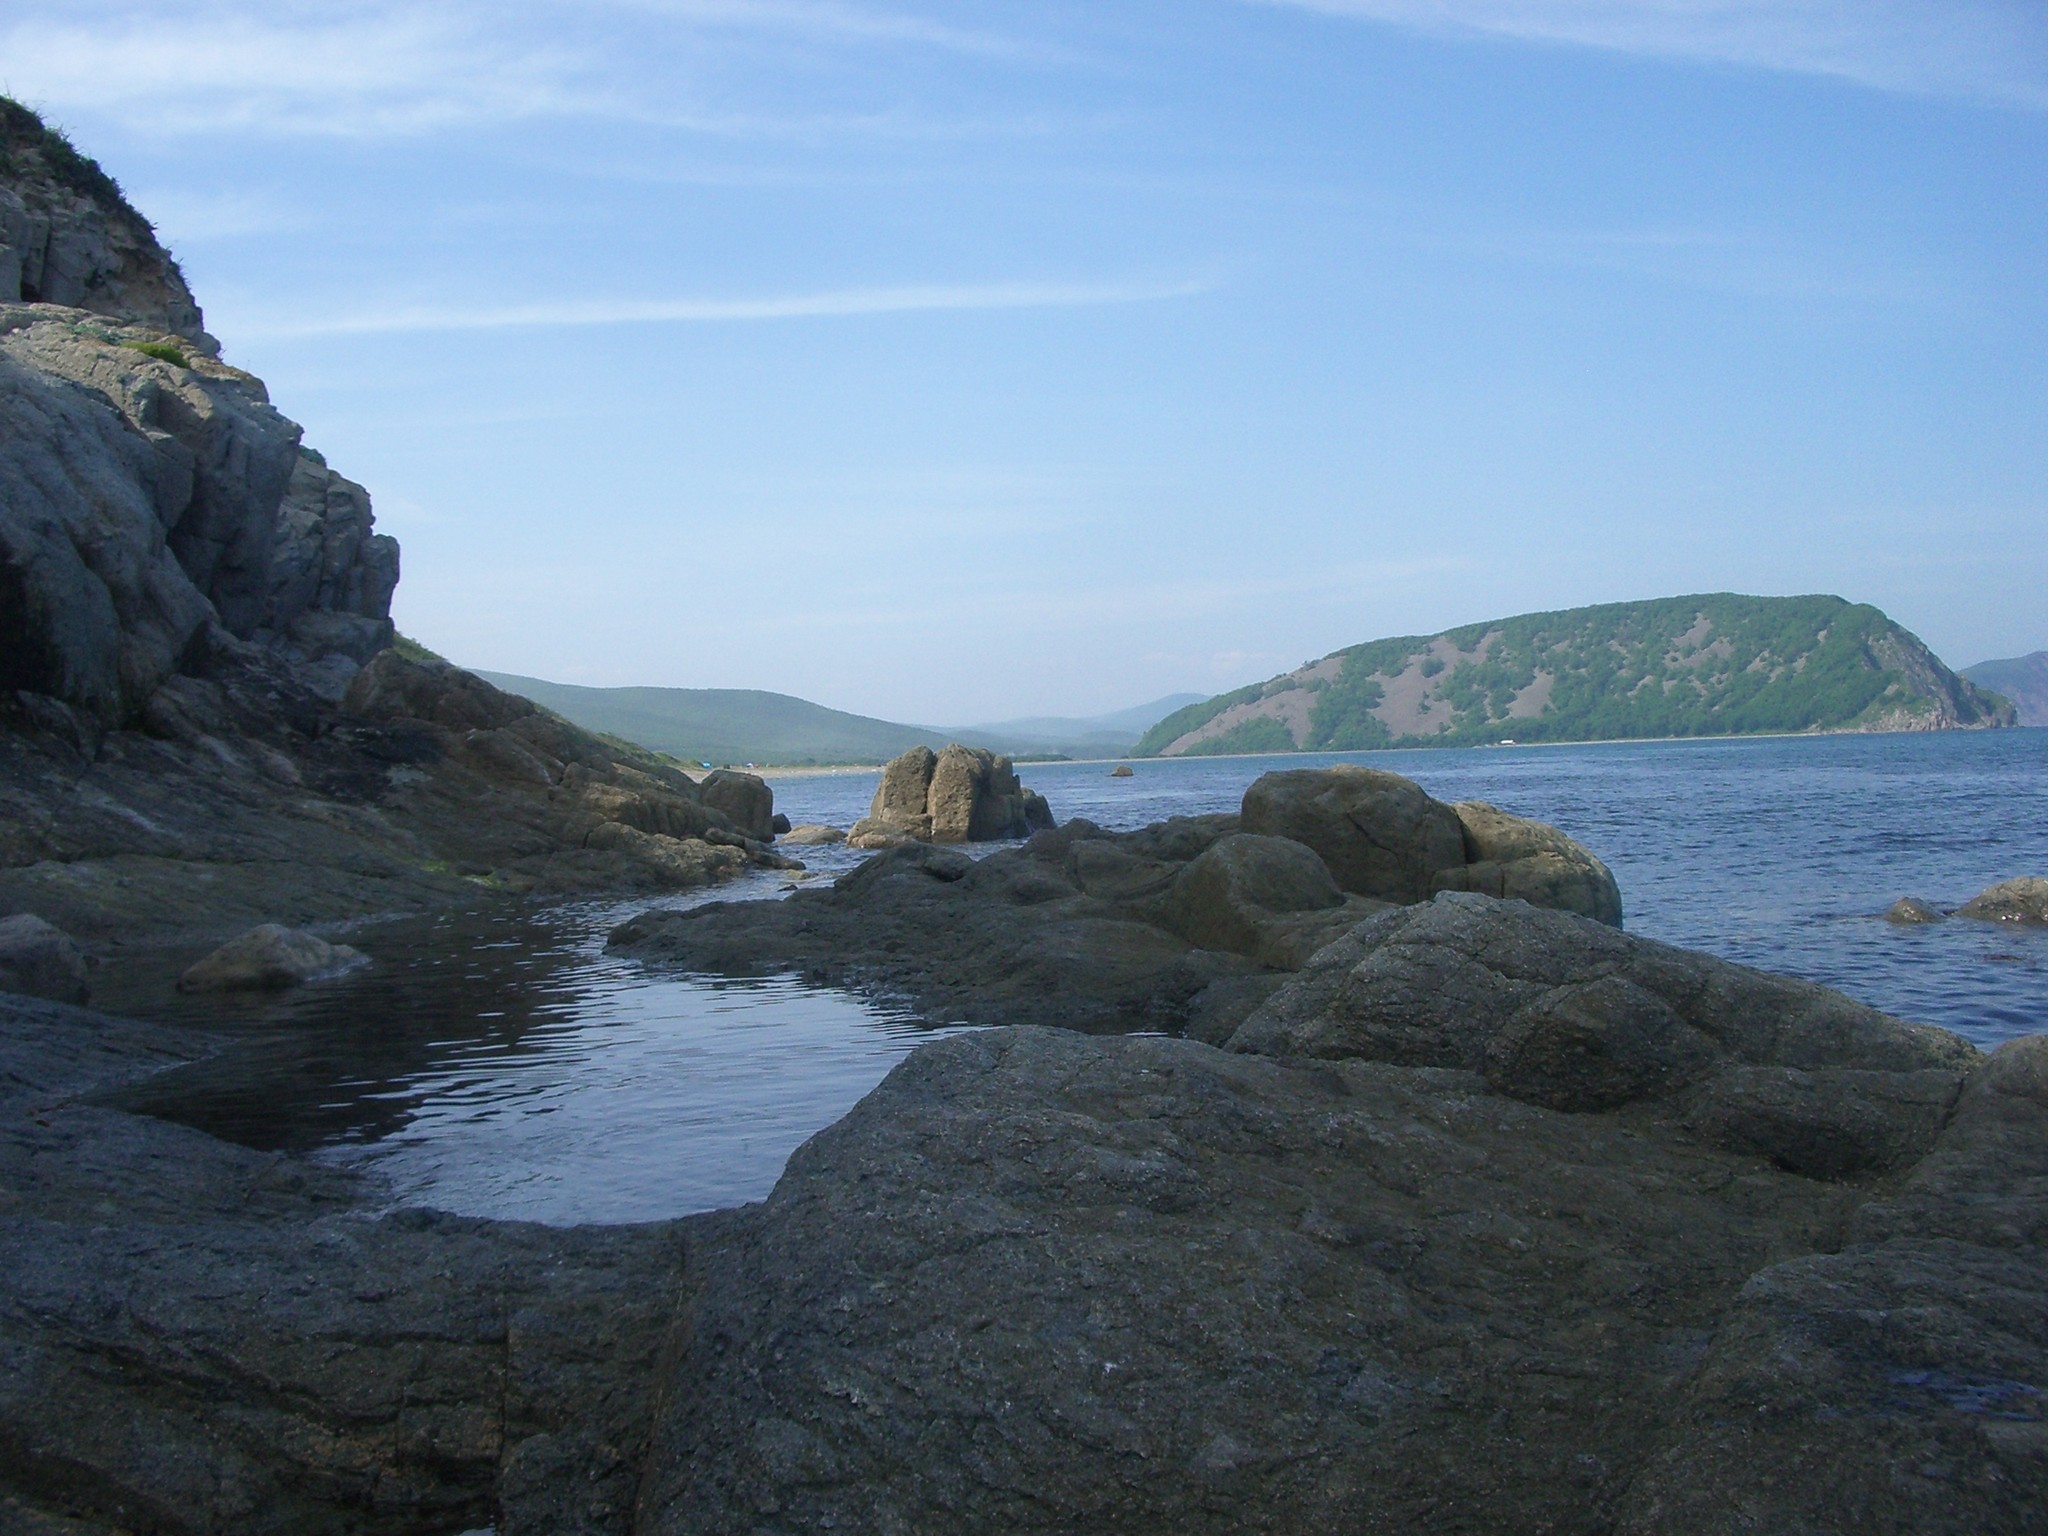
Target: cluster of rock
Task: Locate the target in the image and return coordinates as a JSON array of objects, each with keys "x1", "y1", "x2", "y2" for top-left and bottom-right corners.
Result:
[
  {"x1": 848, "y1": 744, "x2": 1054, "y2": 848},
  {"x1": 6, "y1": 880, "x2": 2043, "y2": 1533},
  {"x1": 614, "y1": 764, "x2": 1620, "y2": 1037},
  {"x1": 1886, "y1": 877, "x2": 2048, "y2": 926}
]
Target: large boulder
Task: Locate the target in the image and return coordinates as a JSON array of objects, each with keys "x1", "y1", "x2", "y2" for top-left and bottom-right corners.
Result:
[
  {"x1": 1241, "y1": 766, "x2": 1622, "y2": 926},
  {"x1": 698, "y1": 769, "x2": 775, "y2": 842},
  {"x1": 0, "y1": 913, "x2": 89, "y2": 1003},
  {"x1": 1435, "y1": 799, "x2": 1623, "y2": 925},
  {"x1": 636, "y1": 1007, "x2": 2042, "y2": 1535},
  {"x1": 1955, "y1": 876, "x2": 2048, "y2": 924},
  {"x1": 1154, "y1": 832, "x2": 1367, "y2": 968},
  {"x1": 851, "y1": 743, "x2": 1054, "y2": 847},
  {"x1": 1240, "y1": 764, "x2": 1467, "y2": 903},
  {"x1": 177, "y1": 923, "x2": 367, "y2": 992}
]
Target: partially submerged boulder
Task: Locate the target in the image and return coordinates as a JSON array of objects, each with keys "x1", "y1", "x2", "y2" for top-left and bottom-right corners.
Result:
[
  {"x1": 1955, "y1": 876, "x2": 2048, "y2": 924},
  {"x1": 781, "y1": 823, "x2": 848, "y2": 846},
  {"x1": 177, "y1": 923, "x2": 368, "y2": 992},
  {"x1": 0, "y1": 913, "x2": 89, "y2": 1004},
  {"x1": 699, "y1": 770, "x2": 775, "y2": 842},
  {"x1": 1884, "y1": 895, "x2": 1947, "y2": 924},
  {"x1": 850, "y1": 744, "x2": 1053, "y2": 847}
]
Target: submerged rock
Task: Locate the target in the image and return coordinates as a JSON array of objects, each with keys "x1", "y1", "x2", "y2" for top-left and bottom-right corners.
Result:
[
  {"x1": 1956, "y1": 876, "x2": 2048, "y2": 924},
  {"x1": 177, "y1": 923, "x2": 368, "y2": 992},
  {"x1": 0, "y1": 913, "x2": 89, "y2": 1004}
]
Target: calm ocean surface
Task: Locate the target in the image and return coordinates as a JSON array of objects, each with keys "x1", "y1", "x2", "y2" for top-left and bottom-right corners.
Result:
[{"x1": 111, "y1": 728, "x2": 2048, "y2": 1224}]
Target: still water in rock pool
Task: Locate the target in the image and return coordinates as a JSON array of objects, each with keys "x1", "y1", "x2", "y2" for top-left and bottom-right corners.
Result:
[{"x1": 110, "y1": 727, "x2": 2046, "y2": 1226}]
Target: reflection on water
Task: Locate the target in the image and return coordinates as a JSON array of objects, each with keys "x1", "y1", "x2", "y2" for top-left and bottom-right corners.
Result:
[{"x1": 102, "y1": 876, "x2": 962, "y2": 1223}]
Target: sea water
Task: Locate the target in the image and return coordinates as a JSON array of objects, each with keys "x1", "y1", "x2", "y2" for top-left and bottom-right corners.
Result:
[{"x1": 113, "y1": 728, "x2": 2047, "y2": 1223}]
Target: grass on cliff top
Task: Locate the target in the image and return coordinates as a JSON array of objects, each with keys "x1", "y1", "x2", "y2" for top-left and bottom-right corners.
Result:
[{"x1": 1, "y1": 97, "x2": 137, "y2": 224}]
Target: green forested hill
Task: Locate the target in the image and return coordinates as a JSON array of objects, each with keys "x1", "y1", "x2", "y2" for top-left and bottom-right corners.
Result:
[{"x1": 1136, "y1": 595, "x2": 2015, "y2": 757}]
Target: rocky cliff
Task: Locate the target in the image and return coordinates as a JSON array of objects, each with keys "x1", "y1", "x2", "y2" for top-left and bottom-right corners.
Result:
[
  {"x1": 1139, "y1": 593, "x2": 2016, "y2": 755},
  {"x1": 0, "y1": 101, "x2": 788, "y2": 941}
]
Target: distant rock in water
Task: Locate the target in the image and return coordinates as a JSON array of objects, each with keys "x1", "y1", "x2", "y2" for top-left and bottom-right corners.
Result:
[
  {"x1": 1883, "y1": 896, "x2": 1947, "y2": 925},
  {"x1": 1136, "y1": 593, "x2": 2016, "y2": 756},
  {"x1": 1109, "y1": 763, "x2": 1134, "y2": 777},
  {"x1": 1955, "y1": 877, "x2": 2048, "y2": 925},
  {"x1": 1963, "y1": 650, "x2": 2048, "y2": 726},
  {"x1": 849, "y1": 744, "x2": 1054, "y2": 848}
]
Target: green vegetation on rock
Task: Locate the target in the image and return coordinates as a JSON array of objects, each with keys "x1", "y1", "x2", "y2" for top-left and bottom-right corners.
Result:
[{"x1": 1136, "y1": 594, "x2": 2014, "y2": 757}]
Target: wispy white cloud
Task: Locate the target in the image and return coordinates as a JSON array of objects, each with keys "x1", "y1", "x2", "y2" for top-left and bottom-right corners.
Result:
[
  {"x1": 1258, "y1": 0, "x2": 2048, "y2": 108},
  {"x1": 230, "y1": 277, "x2": 1213, "y2": 339},
  {"x1": 0, "y1": 0, "x2": 1063, "y2": 138}
]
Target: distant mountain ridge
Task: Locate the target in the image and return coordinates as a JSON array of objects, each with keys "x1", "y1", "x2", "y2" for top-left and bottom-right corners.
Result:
[
  {"x1": 1962, "y1": 652, "x2": 2048, "y2": 726},
  {"x1": 475, "y1": 674, "x2": 1196, "y2": 765},
  {"x1": 1135, "y1": 594, "x2": 2014, "y2": 757}
]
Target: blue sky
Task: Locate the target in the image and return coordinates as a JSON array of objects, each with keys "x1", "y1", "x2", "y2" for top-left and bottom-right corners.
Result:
[{"x1": 6, "y1": 1, "x2": 2045, "y2": 723}]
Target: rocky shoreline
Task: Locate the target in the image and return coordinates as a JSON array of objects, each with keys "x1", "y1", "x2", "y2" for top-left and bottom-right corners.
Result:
[{"x1": 4, "y1": 851, "x2": 2044, "y2": 1532}]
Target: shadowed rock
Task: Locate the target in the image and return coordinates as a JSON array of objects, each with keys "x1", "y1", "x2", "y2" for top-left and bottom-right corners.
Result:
[{"x1": 0, "y1": 914, "x2": 88, "y2": 1004}]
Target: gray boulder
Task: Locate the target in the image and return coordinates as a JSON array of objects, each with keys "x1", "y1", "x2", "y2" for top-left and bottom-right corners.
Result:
[
  {"x1": 176, "y1": 923, "x2": 368, "y2": 992},
  {"x1": 1436, "y1": 798, "x2": 1623, "y2": 925},
  {"x1": 1241, "y1": 765, "x2": 1622, "y2": 925},
  {"x1": 637, "y1": 1009, "x2": 2042, "y2": 1535},
  {"x1": 1955, "y1": 876, "x2": 2048, "y2": 924},
  {"x1": 1240, "y1": 763, "x2": 1469, "y2": 904},
  {"x1": 851, "y1": 743, "x2": 1054, "y2": 847},
  {"x1": 1155, "y1": 832, "x2": 1375, "y2": 968},
  {"x1": 699, "y1": 770, "x2": 775, "y2": 842},
  {"x1": 0, "y1": 913, "x2": 89, "y2": 1004}
]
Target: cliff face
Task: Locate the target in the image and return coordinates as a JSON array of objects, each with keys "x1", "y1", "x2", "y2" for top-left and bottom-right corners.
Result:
[
  {"x1": 1138, "y1": 594, "x2": 2017, "y2": 756},
  {"x1": 0, "y1": 102, "x2": 790, "y2": 940},
  {"x1": 0, "y1": 102, "x2": 397, "y2": 724}
]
